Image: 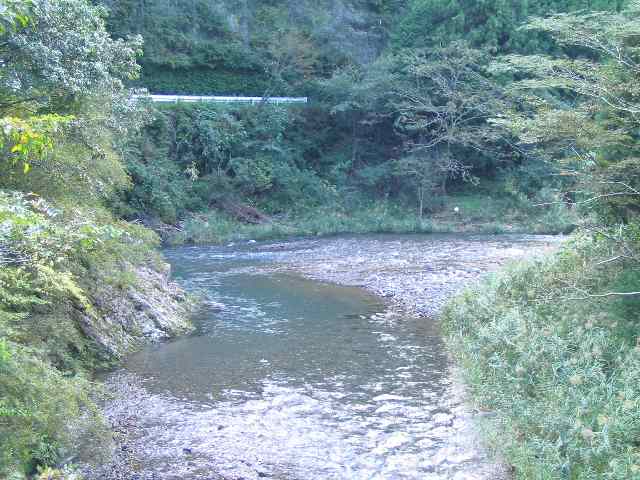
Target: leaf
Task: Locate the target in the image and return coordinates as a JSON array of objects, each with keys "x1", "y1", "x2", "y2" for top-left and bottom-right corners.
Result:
[
  {"x1": 16, "y1": 13, "x2": 29, "y2": 27},
  {"x1": 23, "y1": 163, "x2": 30, "y2": 174}
]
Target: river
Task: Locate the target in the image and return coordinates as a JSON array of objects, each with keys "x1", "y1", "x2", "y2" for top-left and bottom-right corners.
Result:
[{"x1": 88, "y1": 234, "x2": 557, "y2": 480}]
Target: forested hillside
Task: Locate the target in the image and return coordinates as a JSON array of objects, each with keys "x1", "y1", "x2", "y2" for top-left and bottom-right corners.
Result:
[
  {"x1": 3, "y1": 0, "x2": 640, "y2": 477},
  {"x1": 101, "y1": 0, "x2": 626, "y2": 241},
  {"x1": 0, "y1": 1, "x2": 192, "y2": 477},
  {"x1": 393, "y1": 0, "x2": 625, "y2": 51},
  {"x1": 102, "y1": 0, "x2": 400, "y2": 94}
]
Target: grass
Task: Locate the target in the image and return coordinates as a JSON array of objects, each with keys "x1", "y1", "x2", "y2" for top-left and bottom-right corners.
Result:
[
  {"x1": 166, "y1": 195, "x2": 577, "y2": 245},
  {"x1": 441, "y1": 229, "x2": 640, "y2": 479}
]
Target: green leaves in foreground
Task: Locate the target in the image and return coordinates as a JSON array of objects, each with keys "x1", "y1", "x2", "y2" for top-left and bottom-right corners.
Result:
[
  {"x1": 0, "y1": 329, "x2": 99, "y2": 479},
  {"x1": 0, "y1": 115, "x2": 73, "y2": 175},
  {"x1": 0, "y1": 191, "x2": 160, "y2": 477},
  {"x1": 0, "y1": 0, "x2": 31, "y2": 35}
]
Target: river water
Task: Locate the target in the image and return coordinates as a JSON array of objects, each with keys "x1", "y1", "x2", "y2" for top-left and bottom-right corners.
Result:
[{"x1": 95, "y1": 234, "x2": 556, "y2": 480}]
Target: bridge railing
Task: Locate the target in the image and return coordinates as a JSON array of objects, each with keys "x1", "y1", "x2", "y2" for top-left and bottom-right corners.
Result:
[{"x1": 135, "y1": 94, "x2": 308, "y2": 104}]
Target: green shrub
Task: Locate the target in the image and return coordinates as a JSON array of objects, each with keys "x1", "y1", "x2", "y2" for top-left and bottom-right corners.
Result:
[
  {"x1": 0, "y1": 329, "x2": 103, "y2": 479},
  {"x1": 0, "y1": 191, "x2": 161, "y2": 475}
]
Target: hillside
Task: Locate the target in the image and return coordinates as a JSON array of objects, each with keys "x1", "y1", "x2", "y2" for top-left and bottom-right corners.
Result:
[{"x1": 102, "y1": 0, "x2": 400, "y2": 94}]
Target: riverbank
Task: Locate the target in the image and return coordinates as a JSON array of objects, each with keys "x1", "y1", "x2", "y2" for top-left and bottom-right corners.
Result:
[
  {"x1": 151, "y1": 198, "x2": 576, "y2": 246},
  {"x1": 265, "y1": 234, "x2": 560, "y2": 316},
  {"x1": 441, "y1": 232, "x2": 640, "y2": 478},
  {"x1": 0, "y1": 194, "x2": 194, "y2": 478}
]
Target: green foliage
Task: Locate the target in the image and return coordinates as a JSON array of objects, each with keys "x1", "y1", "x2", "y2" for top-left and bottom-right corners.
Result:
[
  {"x1": 0, "y1": 107, "x2": 137, "y2": 205},
  {"x1": 170, "y1": 193, "x2": 572, "y2": 245},
  {"x1": 103, "y1": 0, "x2": 318, "y2": 94},
  {"x1": 0, "y1": 0, "x2": 167, "y2": 475},
  {"x1": 1, "y1": 0, "x2": 142, "y2": 110},
  {"x1": 123, "y1": 71, "x2": 572, "y2": 233},
  {"x1": 120, "y1": 102, "x2": 339, "y2": 222},
  {"x1": 0, "y1": 0, "x2": 146, "y2": 203},
  {"x1": 0, "y1": 0, "x2": 30, "y2": 35},
  {"x1": 0, "y1": 191, "x2": 158, "y2": 358},
  {"x1": 135, "y1": 65, "x2": 270, "y2": 96},
  {"x1": 392, "y1": 43, "x2": 512, "y2": 197},
  {"x1": 392, "y1": 0, "x2": 625, "y2": 52},
  {"x1": 0, "y1": 329, "x2": 101, "y2": 479},
  {"x1": 104, "y1": 0, "x2": 246, "y2": 71},
  {"x1": 0, "y1": 191, "x2": 161, "y2": 476},
  {"x1": 103, "y1": 0, "x2": 407, "y2": 94},
  {"x1": 35, "y1": 466, "x2": 84, "y2": 480},
  {"x1": 443, "y1": 230, "x2": 640, "y2": 478},
  {"x1": 171, "y1": 201, "x2": 436, "y2": 244},
  {"x1": 104, "y1": 0, "x2": 595, "y2": 227},
  {"x1": 492, "y1": 2, "x2": 640, "y2": 224},
  {"x1": 0, "y1": 115, "x2": 72, "y2": 174},
  {"x1": 99, "y1": 0, "x2": 629, "y2": 235}
]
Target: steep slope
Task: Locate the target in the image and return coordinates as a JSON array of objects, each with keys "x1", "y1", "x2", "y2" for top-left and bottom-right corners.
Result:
[{"x1": 102, "y1": 0, "x2": 404, "y2": 94}]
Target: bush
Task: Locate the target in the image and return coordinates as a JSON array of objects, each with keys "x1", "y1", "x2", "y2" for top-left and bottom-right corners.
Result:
[
  {"x1": 0, "y1": 331, "x2": 103, "y2": 478},
  {"x1": 0, "y1": 191, "x2": 160, "y2": 476}
]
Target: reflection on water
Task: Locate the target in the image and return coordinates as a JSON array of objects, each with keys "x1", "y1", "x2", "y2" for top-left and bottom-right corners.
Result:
[{"x1": 102, "y1": 236, "x2": 518, "y2": 479}]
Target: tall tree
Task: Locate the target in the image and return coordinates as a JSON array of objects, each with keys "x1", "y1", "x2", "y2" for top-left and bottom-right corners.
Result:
[
  {"x1": 393, "y1": 43, "x2": 510, "y2": 195},
  {"x1": 492, "y1": 2, "x2": 640, "y2": 223},
  {"x1": 0, "y1": 0, "x2": 144, "y2": 200}
]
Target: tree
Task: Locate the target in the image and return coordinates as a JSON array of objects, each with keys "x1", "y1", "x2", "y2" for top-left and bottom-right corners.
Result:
[
  {"x1": 393, "y1": 43, "x2": 509, "y2": 194},
  {"x1": 320, "y1": 58, "x2": 400, "y2": 195},
  {"x1": 392, "y1": 153, "x2": 442, "y2": 219},
  {"x1": 492, "y1": 3, "x2": 640, "y2": 222},
  {"x1": 392, "y1": 0, "x2": 625, "y2": 53},
  {"x1": 0, "y1": 0, "x2": 30, "y2": 35},
  {"x1": 490, "y1": 2, "x2": 640, "y2": 299},
  {"x1": 1, "y1": 0, "x2": 142, "y2": 112},
  {"x1": 0, "y1": 0, "x2": 145, "y2": 200}
]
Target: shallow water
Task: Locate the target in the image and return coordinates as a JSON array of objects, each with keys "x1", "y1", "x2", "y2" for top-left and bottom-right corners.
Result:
[{"x1": 100, "y1": 234, "x2": 554, "y2": 479}]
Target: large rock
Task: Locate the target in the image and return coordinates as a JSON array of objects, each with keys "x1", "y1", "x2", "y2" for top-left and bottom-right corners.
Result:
[{"x1": 77, "y1": 264, "x2": 193, "y2": 357}]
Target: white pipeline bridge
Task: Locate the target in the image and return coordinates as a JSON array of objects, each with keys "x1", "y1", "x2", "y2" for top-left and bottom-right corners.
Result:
[{"x1": 137, "y1": 94, "x2": 308, "y2": 105}]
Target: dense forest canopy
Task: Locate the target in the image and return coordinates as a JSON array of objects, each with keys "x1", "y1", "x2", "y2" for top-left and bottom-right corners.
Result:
[{"x1": 393, "y1": 0, "x2": 626, "y2": 51}]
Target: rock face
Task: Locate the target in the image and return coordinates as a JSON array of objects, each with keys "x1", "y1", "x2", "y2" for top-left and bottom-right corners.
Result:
[
  {"x1": 207, "y1": 0, "x2": 387, "y2": 65},
  {"x1": 77, "y1": 264, "x2": 193, "y2": 358}
]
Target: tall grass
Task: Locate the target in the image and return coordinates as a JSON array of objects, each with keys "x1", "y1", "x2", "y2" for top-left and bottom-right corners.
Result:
[
  {"x1": 168, "y1": 196, "x2": 576, "y2": 245},
  {"x1": 442, "y1": 232, "x2": 640, "y2": 479}
]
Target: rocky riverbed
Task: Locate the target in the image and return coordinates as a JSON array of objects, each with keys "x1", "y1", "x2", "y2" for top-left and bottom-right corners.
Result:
[
  {"x1": 263, "y1": 234, "x2": 559, "y2": 316},
  {"x1": 82, "y1": 234, "x2": 559, "y2": 480}
]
